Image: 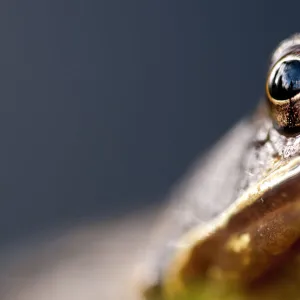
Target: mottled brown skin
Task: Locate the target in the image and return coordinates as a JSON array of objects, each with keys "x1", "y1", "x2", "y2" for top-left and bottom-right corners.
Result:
[{"x1": 180, "y1": 174, "x2": 300, "y2": 285}]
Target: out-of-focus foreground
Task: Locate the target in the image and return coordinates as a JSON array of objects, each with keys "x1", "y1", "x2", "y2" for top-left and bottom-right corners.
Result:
[{"x1": 0, "y1": 209, "x2": 157, "y2": 300}]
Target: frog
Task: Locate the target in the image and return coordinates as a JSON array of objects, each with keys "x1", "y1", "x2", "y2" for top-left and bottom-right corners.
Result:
[
  {"x1": 137, "y1": 33, "x2": 300, "y2": 300},
  {"x1": 2, "y1": 34, "x2": 300, "y2": 300}
]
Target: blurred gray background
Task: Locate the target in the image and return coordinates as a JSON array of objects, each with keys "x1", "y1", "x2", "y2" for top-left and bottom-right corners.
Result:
[{"x1": 0, "y1": 0, "x2": 299, "y2": 248}]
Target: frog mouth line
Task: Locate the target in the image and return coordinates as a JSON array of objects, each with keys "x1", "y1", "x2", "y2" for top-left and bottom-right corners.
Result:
[{"x1": 163, "y1": 156, "x2": 300, "y2": 297}]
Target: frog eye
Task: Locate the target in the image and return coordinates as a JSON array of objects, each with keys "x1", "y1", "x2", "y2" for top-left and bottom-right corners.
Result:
[
  {"x1": 268, "y1": 59, "x2": 300, "y2": 100},
  {"x1": 266, "y1": 54, "x2": 300, "y2": 129}
]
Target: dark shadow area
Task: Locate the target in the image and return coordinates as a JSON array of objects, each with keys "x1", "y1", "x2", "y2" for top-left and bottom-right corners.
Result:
[{"x1": 0, "y1": 0, "x2": 299, "y2": 246}]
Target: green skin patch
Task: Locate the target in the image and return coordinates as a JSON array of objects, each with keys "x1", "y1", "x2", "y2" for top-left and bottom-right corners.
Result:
[
  {"x1": 165, "y1": 241, "x2": 300, "y2": 299},
  {"x1": 170, "y1": 253, "x2": 300, "y2": 300}
]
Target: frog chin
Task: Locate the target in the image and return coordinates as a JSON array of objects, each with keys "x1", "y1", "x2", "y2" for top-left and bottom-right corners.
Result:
[{"x1": 162, "y1": 156, "x2": 300, "y2": 298}]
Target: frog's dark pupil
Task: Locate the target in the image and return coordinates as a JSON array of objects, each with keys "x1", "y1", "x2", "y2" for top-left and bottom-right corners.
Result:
[{"x1": 269, "y1": 60, "x2": 300, "y2": 100}]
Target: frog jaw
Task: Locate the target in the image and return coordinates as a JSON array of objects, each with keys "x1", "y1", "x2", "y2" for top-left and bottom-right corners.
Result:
[{"x1": 163, "y1": 156, "x2": 300, "y2": 298}]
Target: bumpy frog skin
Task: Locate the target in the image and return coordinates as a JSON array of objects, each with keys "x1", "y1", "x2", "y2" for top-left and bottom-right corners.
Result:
[{"x1": 139, "y1": 34, "x2": 300, "y2": 300}]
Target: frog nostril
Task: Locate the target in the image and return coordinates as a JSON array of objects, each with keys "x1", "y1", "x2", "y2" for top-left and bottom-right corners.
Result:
[{"x1": 269, "y1": 60, "x2": 300, "y2": 101}]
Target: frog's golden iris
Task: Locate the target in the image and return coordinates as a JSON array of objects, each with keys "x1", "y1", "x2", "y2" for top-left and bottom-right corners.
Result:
[{"x1": 266, "y1": 52, "x2": 300, "y2": 130}]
